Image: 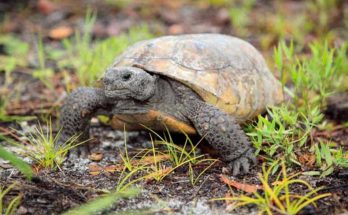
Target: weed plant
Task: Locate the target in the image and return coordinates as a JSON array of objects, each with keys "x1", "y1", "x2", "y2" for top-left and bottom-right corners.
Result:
[
  {"x1": 229, "y1": 0, "x2": 255, "y2": 36},
  {"x1": 247, "y1": 40, "x2": 348, "y2": 174},
  {"x1": 0, "y1": 35, "x2": 33, "y2": 122},
  {"x1": 58, "y1": 10, "x2": 154, "y2": 87},
  {"x1": 215, "y1": 161, "x2": 331, "y2": 215},
  {"x1": 9, "y1": 120, "x2": 86, "y2": 170},
  {"x1": 115, "y1": 128, "x2": 217, "y2": 187},
  {"x1": 32, "y1": 35, "x2": 54, "y2": 89}
]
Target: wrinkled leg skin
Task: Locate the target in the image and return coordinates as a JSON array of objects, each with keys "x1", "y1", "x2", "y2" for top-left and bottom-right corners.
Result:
[
  {"x1": 190, "y1": 104, "x2": 256, "y2": 175},
  {"x1": 172, "y1": 80, "x2": 256, "y2": 176},
  {"x1": 59, "y1": 87, "x2": 108, "y2": 152}
]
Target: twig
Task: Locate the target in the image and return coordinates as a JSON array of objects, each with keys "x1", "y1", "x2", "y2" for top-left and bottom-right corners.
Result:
[{"x1": 0, "y1": 126, "x2": 25, "y2": 143}]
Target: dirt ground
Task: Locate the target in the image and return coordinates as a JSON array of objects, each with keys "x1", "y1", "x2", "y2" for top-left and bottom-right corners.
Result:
[{"x1": 0, "y1": 0, "x2": 348, "y2": 214}]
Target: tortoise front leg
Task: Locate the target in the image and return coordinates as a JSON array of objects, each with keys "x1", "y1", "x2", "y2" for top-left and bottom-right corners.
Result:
[
  {"x1": 188, "y1": 103, "x2": 256, "y2": 175},
  {"x1": 59, "y1": 87, "x2": 108, "y2": 147},
  {"x1": 172, "y1": 80, "x2": 256, "y2": 175}
]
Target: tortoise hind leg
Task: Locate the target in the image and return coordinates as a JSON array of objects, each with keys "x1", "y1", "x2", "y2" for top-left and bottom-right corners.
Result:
[
  {"x1": 59, "y1": 87, "x2": 108, "y2": 155},
  {"x1": 189, "y1": 103, "x2": 256, "y2": 175}
]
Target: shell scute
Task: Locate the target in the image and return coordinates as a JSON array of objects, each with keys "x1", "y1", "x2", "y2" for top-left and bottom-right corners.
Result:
[{"x1": 111, "y1": 34, "x2": 284, "y2": 122}]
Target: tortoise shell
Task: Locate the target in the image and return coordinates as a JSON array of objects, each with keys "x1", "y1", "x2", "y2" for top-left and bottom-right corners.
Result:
[{"x1": 107, "y1": 34, "x2": 283, "y2": 133}]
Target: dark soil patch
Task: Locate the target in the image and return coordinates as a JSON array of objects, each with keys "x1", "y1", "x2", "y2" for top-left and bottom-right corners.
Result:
[
  {"x1": 1, "y1": 0, "x2": 348, "y2": 214},
  {"x1": 1, "y1": 124, "x2": 348, "y2": 214}
]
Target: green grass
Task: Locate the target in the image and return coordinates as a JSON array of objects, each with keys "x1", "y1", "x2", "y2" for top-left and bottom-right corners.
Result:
[
  {"x1": 0, "y1": 35, "x2": 28, "y2": 84},
  {"x1": 57, "y1": 10, "x2": 155, "y2": 87},
  {"x1": 63, "y1": 187, "x2": 140, "y2": 215},
  {"x1": 310, "y1": 141, "x2": 348, "y2": 177},
  {"x1": 307, "y1": 0, "x2": 343, "y2": 34},
  {"x1": 0, "y1": 183, "x2": 22, "y2": 215},
  {"x1": 104, "y1": 0, "x2": 134, "y2": 9},
  {"x1": 229, "y1": 0, "x2": 255, "y2": 36},
  {"x1": 114, "y1": 128, "x2": 217, "y2": 187},
  {"x1": 145, "y1": 126, "x2": 218, "y2": 184},
  {"x1": 247, "y1": 105, "x2": 323, "y2": 171},
  {"x1": 32, "y1": 34, "x2": 54, "y2": 89},
  {"x1": 8, "y1": 119, "x2": 87, "y2": 170},
  {"x1": 0, "y1": 34, "x2": 34, "y2": 122},
  {"x1": 146, "y1": 126, "x2": 203, "y2": 166},
  {"x1": 214, "y1": 161, "x2": 331, "y2": 215},
  {"x1": 0, "y1": 144, "x2": 33, "y2": 180},
  {"x1": 225, "y1": 0, "x2": 344, "y2": 49},
  {"x1": 247, "y1": 39, "x2": 348, "y2": 174}
]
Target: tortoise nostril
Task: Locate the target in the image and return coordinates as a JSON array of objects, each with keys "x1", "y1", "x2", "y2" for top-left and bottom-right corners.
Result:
[
  {"x1": 122, "y1": 73, "x2": 132, "y2": 81},
  {"x1": 104, "y1": 78, "x2": 111, "y2": 85}
]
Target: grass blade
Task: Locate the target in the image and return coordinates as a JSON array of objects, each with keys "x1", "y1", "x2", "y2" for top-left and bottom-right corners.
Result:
[{"x1": 0, "y1": 144, "x2": 33, "y2": 180}]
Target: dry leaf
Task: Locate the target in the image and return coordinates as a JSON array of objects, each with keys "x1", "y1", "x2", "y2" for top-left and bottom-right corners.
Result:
[
  {"x1": 132, "y1": 154, "x2": 171, "y2": 166},
  {"x1": 298, "y1": 153, "x2": 316, "y2": 167},
  {"x1": 49, "y1": 26, "x2": 73, "y2": 40},
  {"x1": 89, "y1": 152, "x2": 103, "y2": 161},
  {"x1": 144, "y1": 167, "x2": 173, "y2": 181},
  {"x1": 104, "y1": 164, "x2": 124, "y2": 173},
  {"x1": 220, "y1": 174, "x2": 262, "y2": 193},
  {"x1": 88, "y1": 163, "x2": 103, "y2": 176},
  {"x1": 37, "y1": 0, "x2": 57, "y2": 14},
  {"x1": 168, "y1": 24, "x2": 184, "y2": 35}
]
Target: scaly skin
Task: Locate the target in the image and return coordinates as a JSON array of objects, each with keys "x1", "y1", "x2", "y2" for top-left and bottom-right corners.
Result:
[
  {"x1": 59, "y1": 87, "x2": 109, "y2": 147},
  {"x1": 172, "y1": 81, "x2": 256, "y2": 175}
]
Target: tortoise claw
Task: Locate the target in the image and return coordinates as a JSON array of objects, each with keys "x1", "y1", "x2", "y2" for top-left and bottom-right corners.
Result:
[{"x1": 228, "y1": 149, "x2": 256, "y2": 176}]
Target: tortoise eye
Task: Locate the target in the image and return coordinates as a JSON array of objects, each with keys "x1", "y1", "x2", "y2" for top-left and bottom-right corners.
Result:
[{"x1": 122, "y1": 73, "x2": 132, "y2": 81}]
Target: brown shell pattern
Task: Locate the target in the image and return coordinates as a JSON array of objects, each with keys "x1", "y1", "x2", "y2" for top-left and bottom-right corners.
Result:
[{"x1": 111, "y1": 34, "x2": 283, "y2": 122}]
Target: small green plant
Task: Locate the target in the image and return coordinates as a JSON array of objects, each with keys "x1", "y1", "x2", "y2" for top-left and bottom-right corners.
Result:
[
  {"x1": 248, "y1": 40, "x2": 348, "y2": 172},
  {"x1": 116, "y1": 127, "x2": 217, "y2": 185},
  {"x1": 0, "y1": 183, "x2": 22, "y2": 215},
  {"x1": 261, "y1": 9, "x2": 311, "y2": 49},
  {"x1": 145, "y1": 126, "x2": 205, "y2": 166},
  {"x1": 9, "y1": 120, "x2": 86, "y2": 169},
  {"x1": 119, "y1": 130, "x2": 141, "y2": 171},
  {"x1": 247, "y1": 105, "x2": 323, "y2": 170},
  {"x1": 310, "y1": 142, "x2": 348, "y2": 177},
  {"x1": 307, "y1": 0, "x2": 342, "y2": 34},
  {"x1": 205, "y1": 0, "x2": 231, "y2": 7},
  {"x1": 115, "y1": 167, "x2": 147, "y2": 192},
  {"x1": 117, "y1": 133, "x2": 175, "y2": 185},
  {"x1": 229, "y1": 0, "x2": 255, "y2": 36},
  {"x1": 59, "y1": 10, "x2": 155, "y2": 87},
  {"x1": 145, "y1": 126, "x2": 217, "y2": 184},
  {"x1": 0, "y1": 35, "x2": 33, "y2": 122},
  {"x1": 215, "y1": 161, "x2": 331, "y2": 215},
  {"x1": 146, "y1": 135, "x2": 171, "y2": 182},
  {"x1": 0, "y1": 35, "x2": 29, "y2": 75},
  {"x1": 104, "y1": 0, "x2": 134, "y2": 9},
  {"x1": 116, "y1": 130, "x2": 169, "y2": 188},
  {"x1": 32, "y1": 35, "x2": 54, "y2": 89},
  {"x1": 276, "y1": 40, "x2": 347, "y2": 113}
]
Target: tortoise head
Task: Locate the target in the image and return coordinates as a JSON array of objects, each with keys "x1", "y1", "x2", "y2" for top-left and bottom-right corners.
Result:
[{"x1": 103, "y1": 66, "x2": 157, "y2": 101}]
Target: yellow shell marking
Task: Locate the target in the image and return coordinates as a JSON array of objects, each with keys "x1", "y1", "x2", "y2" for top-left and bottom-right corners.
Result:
[{"x1": 110, "y1": 110, "x2": 196, "y2": 134}]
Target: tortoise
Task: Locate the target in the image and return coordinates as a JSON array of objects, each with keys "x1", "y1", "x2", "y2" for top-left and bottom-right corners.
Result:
[{"x1": 59, "y1": 34, "x2": 283, "y2": 175}]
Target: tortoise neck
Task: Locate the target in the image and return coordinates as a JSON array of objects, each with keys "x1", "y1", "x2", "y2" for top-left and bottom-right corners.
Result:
[{"x1": 168, "y1": 80, "x2": 204, "y2": 118}]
